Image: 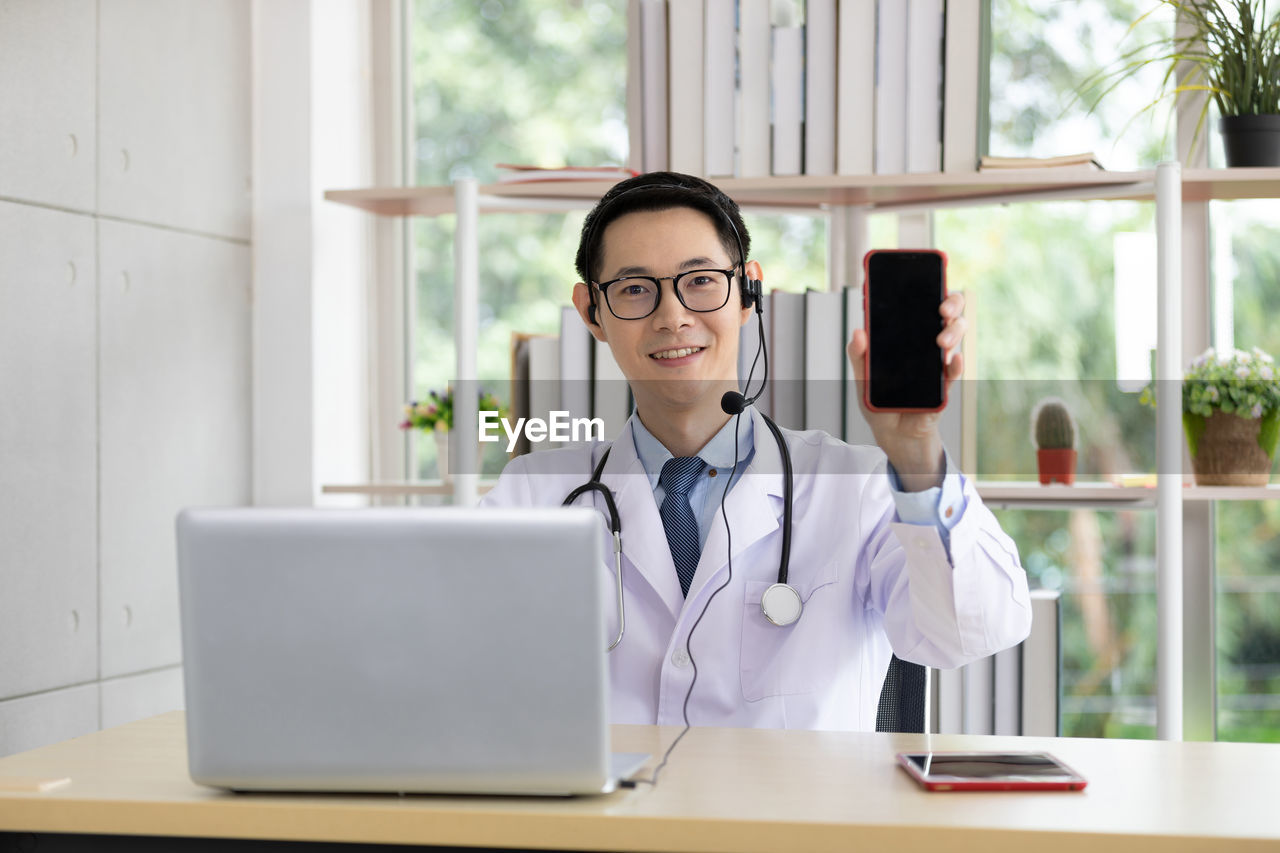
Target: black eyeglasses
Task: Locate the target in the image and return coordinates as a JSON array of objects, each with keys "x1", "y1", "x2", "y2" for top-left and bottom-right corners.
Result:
[{"x1": 594, "y1": 267, "x2": 737, "y2": 320}]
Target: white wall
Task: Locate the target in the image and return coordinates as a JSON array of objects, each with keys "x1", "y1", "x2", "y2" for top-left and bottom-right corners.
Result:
[{"x1": 0, "y1": 0, "x2": 252, "y2": 756}]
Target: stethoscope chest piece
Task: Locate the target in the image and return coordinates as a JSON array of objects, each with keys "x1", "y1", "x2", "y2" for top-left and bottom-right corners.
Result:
[{"x1": 760, "y1": 582, "x2": 802, "y2": 627}]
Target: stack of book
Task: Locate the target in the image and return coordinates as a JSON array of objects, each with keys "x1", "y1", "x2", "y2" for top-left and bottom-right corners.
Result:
[{"x1": 627, "y1": 0, "x2": 987, "y2": 178}]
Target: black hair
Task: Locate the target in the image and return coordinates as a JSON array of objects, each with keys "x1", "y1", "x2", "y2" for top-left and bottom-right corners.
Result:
[{"x1": 574, "y1": 171, "x2": 751, "y2": 285}]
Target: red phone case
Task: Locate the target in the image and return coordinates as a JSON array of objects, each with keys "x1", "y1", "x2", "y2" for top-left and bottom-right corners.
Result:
[
  {"x1": 895, "y1": 752, "x2": 1089, "y2": 792},
  {"x1": 862, "y1": 248, "x2": 949, "y2": 414}
]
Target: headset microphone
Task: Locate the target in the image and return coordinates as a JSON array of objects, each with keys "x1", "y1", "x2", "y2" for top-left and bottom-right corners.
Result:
[
  {"x1": 720, "y1": 308, "x2": 770, "y2": 416},
  {"x1": 720, "y1": 391, "x2": 749, "y2": 415}
]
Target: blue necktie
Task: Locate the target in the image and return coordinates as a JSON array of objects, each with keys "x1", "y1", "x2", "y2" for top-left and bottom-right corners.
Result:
[{"x1": 659, "y1": 456, "x2": 706, "y2": 597}]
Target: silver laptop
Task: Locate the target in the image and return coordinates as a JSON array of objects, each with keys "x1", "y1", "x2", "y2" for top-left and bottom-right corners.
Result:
[{"x1": 175, "y1": 506, "x2": 647, "y2": 796}]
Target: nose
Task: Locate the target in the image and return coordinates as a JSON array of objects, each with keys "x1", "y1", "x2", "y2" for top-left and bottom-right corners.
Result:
[{"x1": 650, "y1": 278, "x2": 694, "y2": 331}]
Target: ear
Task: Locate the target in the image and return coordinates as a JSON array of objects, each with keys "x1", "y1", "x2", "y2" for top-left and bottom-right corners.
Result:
[
  {"x1": 740, "y1": 260, "x2": 764, "y2": 327},
  {"x1": 572, "y1": 282, "x2": 608, "y2": 343}
]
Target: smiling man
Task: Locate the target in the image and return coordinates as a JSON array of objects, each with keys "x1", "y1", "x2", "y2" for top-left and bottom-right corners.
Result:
[{"x1": 481, "y1": 172, "x2": 1031, "y2": 731}]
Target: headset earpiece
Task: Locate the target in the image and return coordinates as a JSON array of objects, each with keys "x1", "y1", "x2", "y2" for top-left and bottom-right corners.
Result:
[
  {"x1": 740, "y1": 276, "x2": 763, "y2": 310},
  {"x1": 587, "y1": 300, "x2": 598, "y2": 325}
]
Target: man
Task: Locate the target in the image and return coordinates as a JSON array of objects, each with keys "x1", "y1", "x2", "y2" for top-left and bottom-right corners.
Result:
[{"x1": 481, "y1": 172, "x2": 1031, "y2": 731}]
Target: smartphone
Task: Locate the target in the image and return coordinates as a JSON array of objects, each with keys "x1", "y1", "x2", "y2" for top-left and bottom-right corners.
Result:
[
  {"x1": 862, "y1": 249, "x2": 948, "y2": 412},
  {"x1": 896, "y1": 751, "x2": 1088, "y2": 792}
]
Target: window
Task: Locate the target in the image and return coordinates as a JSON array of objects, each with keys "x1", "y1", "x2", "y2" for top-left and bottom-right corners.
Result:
[
  {"x1": 409, "y1": 0, "x2": 626, "y2": 478},
  {"x1": 946, "y1": 0, "x2": 1176, "y2": 737},
  {"x1": 1214, "y1": 199, "x2": 1280, "y2": 742}
]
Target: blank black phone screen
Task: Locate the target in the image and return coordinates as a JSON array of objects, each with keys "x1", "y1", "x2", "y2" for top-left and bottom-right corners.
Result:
[{"x1": 866, "y1": 251, "x2": 945, "y2": 410}]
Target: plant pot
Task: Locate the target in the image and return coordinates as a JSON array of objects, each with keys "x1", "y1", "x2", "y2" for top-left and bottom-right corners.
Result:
[
  {"x1": 1185, "y1": 410, "x2": 1279, "y2": 487},
  {"x1": 432, "y1": 431, "x2": 487, "y2": 482},
  {"x1": 1036, "y1": 449, "x2": 1077, "y2": 485},
  {"x1": 1220, "y1": 115, "x2": 1280, "y2": 168}
]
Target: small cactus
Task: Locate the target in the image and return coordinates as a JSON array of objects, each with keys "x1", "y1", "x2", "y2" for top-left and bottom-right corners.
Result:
[{"x1": 1033, "y1": 398, "x2": 1076, "y2": 450}]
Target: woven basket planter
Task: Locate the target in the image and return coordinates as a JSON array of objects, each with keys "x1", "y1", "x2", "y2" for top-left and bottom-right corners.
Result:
[{"x1": 1186, "y1": 410, "x2": 1279, "y2": 487}]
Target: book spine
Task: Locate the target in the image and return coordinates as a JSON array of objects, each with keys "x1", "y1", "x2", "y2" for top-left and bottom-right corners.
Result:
[
  {"x1": 1022, "y1": 589, "x2": 1062, "y2": 737},
  {"x1": 668, "y1": 0, "x2": 705, "y2": 175},
  {"x1": 641, "y1": 0, "x2": 670, "y2": 172},
  {"x1": 768, "y1": 290, "x2": 806, "y2": 430},
  {"x1": 627, "y1": 0, "x2": 645, "y2": 173},
  {"x1": 805, "y1": 0, "x2": 837, "y2": 176},
  {"x1": 993, "y1": 642, "x2": 1022, "y2": 736},
  {"x1": 942, "y1": 0, "x2": 982, "y2": 172},
  {"x1": 836, "y1": 0, "x2": 876, "y2": 176},
  {"x1": 738, "y1": 0, "x2": 772, "y2": 177},
  {"x1": 593, "y1": 338, "x2": 631, "y2": 441},
  {"x1": 559, "y1": 305, "x2": 593, "y2": 447},
  {"x1": 961, "y1": 654, "x2": 994, "y2": 736},
  {"x1": 842, "y1": 285, "x2": 875, "y2": 445},
  {"x1": 527, "y1": 336, "x2": 562, "y2": 451},
  {"x1": 771, "y1": 22, "x2": 804, "y2": 177},
  {"x1": 703, "y1": 0, "x2": 737, "y2": 177},
  {"x1": 803, "y1": 289, "x2": 845, "y2": 436},
  {"x1": 905, "y1": 0, "x2": 943, "y2": 173},
  {"x1": 873, "y1": 0, "x2": 907, "y2": 175}
]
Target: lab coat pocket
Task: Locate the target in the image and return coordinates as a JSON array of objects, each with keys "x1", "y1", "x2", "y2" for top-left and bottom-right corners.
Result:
[{"x1": 739, "y1": 562, "x2": 840, "y2": 702}]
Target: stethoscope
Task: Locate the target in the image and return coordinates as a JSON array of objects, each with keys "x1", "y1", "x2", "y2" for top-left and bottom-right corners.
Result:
[
  {"x1": 565, "y1": 180, "x2": 801, "y2": 653},
  {"x1": 561, "y1": 383, "x2": 799, "y2": 652}
]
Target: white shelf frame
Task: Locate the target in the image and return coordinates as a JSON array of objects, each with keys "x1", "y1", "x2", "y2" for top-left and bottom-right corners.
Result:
[{"x1": 326, "y1": 165, "x2": 1280, "y2": 742}]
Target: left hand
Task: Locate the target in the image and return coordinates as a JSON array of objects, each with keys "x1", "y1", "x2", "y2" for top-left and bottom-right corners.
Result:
[{"x1": 847, "y1": 291, "x2": 966, "y2": 491}]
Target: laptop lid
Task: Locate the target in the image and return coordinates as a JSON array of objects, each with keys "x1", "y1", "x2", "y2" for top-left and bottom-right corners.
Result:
[{"x1": 176, "y1": 506, "x2": 630, "y2": 795}]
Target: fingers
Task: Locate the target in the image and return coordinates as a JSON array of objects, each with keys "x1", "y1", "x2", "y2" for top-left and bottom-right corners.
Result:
[
  {"x1": 938, "y1": 291, "x2": 966, "y2": 365},
  {"x1": 847, "y1": 329, "x2": 868, "y2": 381},
  {"x1": 941, "y1": 290, "x2": 965, "y2": 318}
]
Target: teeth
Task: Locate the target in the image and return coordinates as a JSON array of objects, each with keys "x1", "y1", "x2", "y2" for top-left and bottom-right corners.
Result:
[{"x1": 652, "y1": 347, "x2": 702, "y2": 359}]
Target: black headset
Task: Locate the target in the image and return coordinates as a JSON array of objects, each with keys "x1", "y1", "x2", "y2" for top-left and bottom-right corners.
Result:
[{"x1": 580, "y1": 180, "x2": 764, "y2": 325}]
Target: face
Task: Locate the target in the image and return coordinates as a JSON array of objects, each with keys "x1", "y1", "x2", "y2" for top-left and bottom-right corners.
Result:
[{"x1": 572, "y1": 206, "x2": 758, "y2": 418}]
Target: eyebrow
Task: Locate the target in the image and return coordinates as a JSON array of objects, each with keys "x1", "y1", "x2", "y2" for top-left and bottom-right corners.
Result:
[{"x1": 610, "y1": 256, "x2": 723, "y2": 278}]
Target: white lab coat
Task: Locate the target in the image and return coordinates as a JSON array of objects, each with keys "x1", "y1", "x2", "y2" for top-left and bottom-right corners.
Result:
[{"x1": 480, "y1": 408, "x2": 1031, "y2": 731}]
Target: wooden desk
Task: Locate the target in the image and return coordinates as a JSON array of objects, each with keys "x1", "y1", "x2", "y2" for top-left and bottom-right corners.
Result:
[{"x1": 0, "y1": 712, "x2": 1277, "y2": 852}]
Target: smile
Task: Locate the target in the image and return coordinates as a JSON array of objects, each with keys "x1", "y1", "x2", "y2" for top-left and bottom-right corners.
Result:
[{"x1": 650, "y1": 346, "x2": 705, "y2": 360}]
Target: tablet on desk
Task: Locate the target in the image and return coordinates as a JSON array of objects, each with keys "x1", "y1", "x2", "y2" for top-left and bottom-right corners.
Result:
[{"x1": 896, "y1": 751, "x2": 1088, "y2": 791}]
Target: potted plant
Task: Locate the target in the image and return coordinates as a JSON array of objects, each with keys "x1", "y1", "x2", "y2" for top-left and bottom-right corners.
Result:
[
  {"x1": 1032, "y1": 398, "x2": 1078, "y2": 485},
  {"x1": 1143, "y1": 346, "x2": 1280, "y2": 485},
  {"x1": 401, "y1": 387, "x2": 507, "y2": 480},
  {"x1": 1087, "y1": 1, "x2": 1280, "y2": 166}
]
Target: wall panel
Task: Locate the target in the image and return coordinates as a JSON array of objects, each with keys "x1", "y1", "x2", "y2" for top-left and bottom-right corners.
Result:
[
  {"x1": 0, "y1": 0, "x2": 96, "y2": 211},
  {"x1": 0, "y1": 202, "x2": 98, "y2": 700},
  {"x1": 100, "y1": 666, "x2": 184, "y2": 730},
  {"x1": 0, "y1": 684, "x2": 98, "y2": 759},
  {"x1": 98, "y1": 220, "x2": 250, "y2": 678},
  {"x1": 98, "y1": 0, "x2": 251, "y2": 239}
]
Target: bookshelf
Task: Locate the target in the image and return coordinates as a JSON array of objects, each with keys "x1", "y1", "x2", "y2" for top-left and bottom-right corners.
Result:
[{"x1": 325, "y1": 164, "x2": 1280, "y2": 741}]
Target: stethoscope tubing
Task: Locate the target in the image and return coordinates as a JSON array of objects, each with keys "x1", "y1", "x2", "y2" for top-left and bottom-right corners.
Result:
[{"x1": 561, "y1": 410, "x2": 797, "y2": 651}]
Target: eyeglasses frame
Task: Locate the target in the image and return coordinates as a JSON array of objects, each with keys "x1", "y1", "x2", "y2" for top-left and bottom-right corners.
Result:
[{"x1": 592, "y1": 265, "x2": 741, "y2": 321}]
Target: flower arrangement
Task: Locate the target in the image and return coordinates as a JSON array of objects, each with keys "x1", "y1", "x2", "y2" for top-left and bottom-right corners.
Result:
[
  {"x1": 1141, "y1": 346, "x2": 1280, "y2": 418},
  {"x1": 1141, "y1": 347, "x2": 1280, "y2": 483},
  {"x1": 400, "y1": 387, "x2": 507, "y2": 433}
]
